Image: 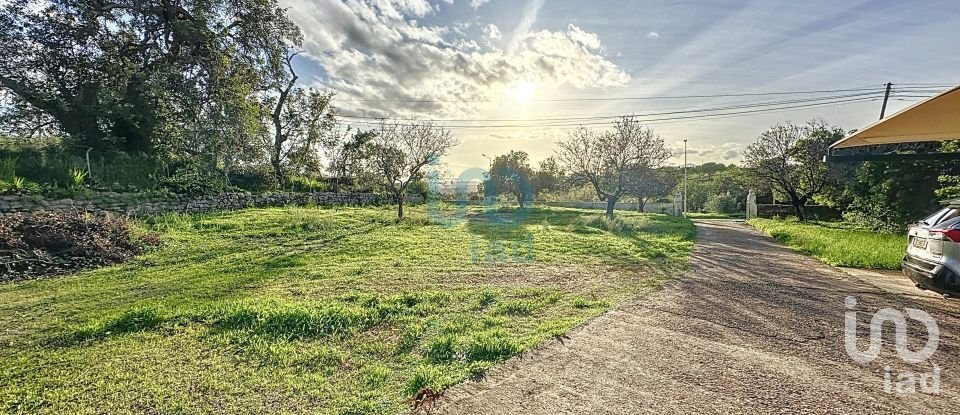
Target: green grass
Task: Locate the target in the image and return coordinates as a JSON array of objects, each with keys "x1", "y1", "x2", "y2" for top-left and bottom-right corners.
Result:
[
  {"x1": 747, "y1": 218, "x2": 906, "y2": 269},
  {"x1": 0, "y1": 205, "x2": 695, "y2": 414}
]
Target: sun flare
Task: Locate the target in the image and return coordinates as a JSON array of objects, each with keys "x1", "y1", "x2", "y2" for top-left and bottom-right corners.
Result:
[{"x1": 505, "y1": 80, "x2": 537, "y2": 103}]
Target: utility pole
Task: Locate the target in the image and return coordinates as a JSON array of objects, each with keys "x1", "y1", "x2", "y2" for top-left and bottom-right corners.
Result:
[
  {"x1": 481, "y1": 153, "x2": 493, "y2": 202},
  {"x1": 879, "y1": 82, "x2": 893, "y2": 120},
  {"x1": 683, "y1": 139, "x2": 688, "y2": 217}
]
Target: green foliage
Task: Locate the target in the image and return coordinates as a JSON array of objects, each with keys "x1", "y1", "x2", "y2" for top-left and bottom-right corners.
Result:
[
  {"x1": 0, "y1": 157, "x2": 16, "y2": 181},
  {"x1": 625, "y1": 166, "x2": 679, "y2": 208},
  {"x1": 841, "y1": 160, "x2": 942, "y2": 232},
  {"x1": 556, "y1": 116, "x2": 672, "y2": 217},
  {"x1": 69, "y1": 168, "x2": 87, "y2": 189},
  {"x1": 577, "y1": 215, "x2": 634, "y2": 235},
  {"x1": 748, "y1": 218, "x2": 905, "y2": 269},
  {"x1": 464, "y1": 330, "x2": 521, "y2": 362},
  {"x1": 285, "y1": 175, "x2": 328, "y2": 193},
  {"x1": 426, "y1": 334, "x2": 458, "y2": 362},
  {"x1": 486, "y1": 150, "x2": 534, "y2": 206},
  {"x1": 405, "y1": 365, "x2": 451, "y2": 395},
  {"x1": 704, "y1": 192, "x2": 739, "y2": 214},
  {"x1": 0, "y1": 0, "x2": 300, "y2": 154},
  {"x1": 0, "y1": 176, "x2": 42, "y2": 195},
  {"x1": 743, "y1": 120, "x2": 843, "y2": 220},
  {"x1": 158, "y1": 161, "x2": 228, "y2": 195},
  {"x1": 936, "y1": 140, "x2": 960, "y2": 200}
]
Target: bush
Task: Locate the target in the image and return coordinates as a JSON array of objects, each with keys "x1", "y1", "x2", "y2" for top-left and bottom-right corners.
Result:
[
  {"x1": 229, "y1": 170, "x2": 277, "y2": 192},
  {"x1": 704, "y1": 192, "x2": 739, "y2": 214},
  {"x1": 285, "y1": 175, "x2": 328, "y2": 192},
  {"x1": 0, "y1": 211, "x2": 158, "y2": 281},
  {"x1": 158, "y1": 161, "x2": 228, "y2": 195}
]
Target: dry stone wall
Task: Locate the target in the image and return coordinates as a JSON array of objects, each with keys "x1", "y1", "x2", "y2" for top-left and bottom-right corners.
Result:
[{"x1": 0, "y1": 191, "x2": 400, "y2": 217}]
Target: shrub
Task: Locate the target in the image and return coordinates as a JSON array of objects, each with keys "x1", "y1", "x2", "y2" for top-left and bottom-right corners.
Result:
[
  {"x1": 577, "y1": 215, "x2": 632, "y2": 235},
  {"x1": 286, "y1": 175, "x2": 328, "y2": 192},
  {"x1": 0, "y1": 211, "x2": 158, "y2": 281},
  {"x1": 704, "y1": 192, "x2": 739, "y2": 214},
  {"x1": 229, "y1": 169, "x2": 277, "y2": 192},
  {"x1": 158, "y1": 161, "x2": 228, "y2": 195}
]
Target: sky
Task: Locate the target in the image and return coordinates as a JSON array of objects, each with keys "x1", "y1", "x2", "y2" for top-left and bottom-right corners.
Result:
[{"x1": 279, "y1": 0, "x2": 960, "y2": 174}]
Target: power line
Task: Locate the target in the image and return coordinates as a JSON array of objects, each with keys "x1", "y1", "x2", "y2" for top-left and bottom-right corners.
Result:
[
  {"x1": 343, "y1": 95, "x2": 887, "y2": 130},
  {"x1": 336, "y1": 85, "x2": 891, "y2": 103},
  {"x1": 339, "y1": 91, "x2": 884, "y2": 123}
]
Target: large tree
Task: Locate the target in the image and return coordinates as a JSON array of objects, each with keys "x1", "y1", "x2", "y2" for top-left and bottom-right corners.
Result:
[
  {"x1": 263, "y1": 51, "x2": 337, "y2": 185},
  {"x1": 368, "y1": 120, "x2": 457, "y2": 219},
  {"x1": 556, "y1": 116, "x2": 671, "y2": 218},
  {"x1": 324, "y1": 129, "x2": 377, "y2": 192},
  {"x1": 742, "y1": 120, "x2": 843, "y2": 221},
  {"x1": 0, "y1": 0, "x2": 299, "y2": 154},
  {"x1": 486, "y1": 150, "x2": 535, "y2": 208}
]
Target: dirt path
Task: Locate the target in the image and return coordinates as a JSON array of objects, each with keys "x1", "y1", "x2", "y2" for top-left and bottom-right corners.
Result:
[{"x1": 437, "y1": 220, "x2": 960, "y2": 414}]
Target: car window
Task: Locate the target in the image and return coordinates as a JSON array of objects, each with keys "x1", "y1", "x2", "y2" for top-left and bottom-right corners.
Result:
[
  {"x1": 921, "y1": 208, "x2": 951, "y2": 226},
  {"x1": 935, "y1": 215, "x2": 960, "y2": 229},
  {"x1": 935, "y1": 208, "x2": 960, "y2": 225}
]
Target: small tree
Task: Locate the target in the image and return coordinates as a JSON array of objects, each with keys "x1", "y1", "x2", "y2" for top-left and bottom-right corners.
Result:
[
  {"x1": 368, "y1": 120, "x2": 457, "y2": 219},
  {"x1": 486, "y1": 150, "x2": 534, "y2": 208},
  {"x1": 742, "y1": 120, "x2": 842, "y2": 221},
  {"x1": 532, "y1": 156, "x2": 566, "y2": 197},
  {"x1": 624, "y1": 167, "x2": 678, "y2": 212},
  {"x1": 556, "y1": 116, "x2": 671, "y2": 218}
]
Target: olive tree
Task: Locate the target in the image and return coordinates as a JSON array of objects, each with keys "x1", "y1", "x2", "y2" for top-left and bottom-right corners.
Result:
[
  {"x1": 742, "y1": 119, "x2": 843, "y2": 221},
  {"x1": 486, "y1": 150, "x2": 535, "y2": 208},
  {"x1": 368, "y1": 120, "x2": 457, "y2": 219},
  {"x1": 556, "y1": 116, "x2": 672, "y2": 218}
]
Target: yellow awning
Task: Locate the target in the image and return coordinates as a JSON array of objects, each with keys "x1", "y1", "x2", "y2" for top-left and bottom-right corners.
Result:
[{"x1": 830, "y1": 85, "x2": 960, "y2": 149}]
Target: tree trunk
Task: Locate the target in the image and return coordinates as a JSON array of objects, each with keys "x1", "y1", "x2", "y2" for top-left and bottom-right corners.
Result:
[
  {"x1": 271, "y1": 146, "x2": 283, "y2": 186},
  {"x1": 606, "y1": 197, "x2": 618, "y2": 218},
  {"x1": 397, "y1": 193, "x2": 405, "y2": 219},
  {"x1": 518, "y1": 192, "x2": 525, "y2": 208},
  {"x1": 790, "y1": 197, "x2": 807, "y2": 221},
  {"x1": 637, "y1": 197, "x2": 647, "y2": 212}
]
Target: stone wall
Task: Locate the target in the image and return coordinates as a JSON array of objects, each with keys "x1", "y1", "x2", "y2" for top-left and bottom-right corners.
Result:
[
  {"x1": 0, "y1": 191, "x2": 407, "y2": 217},
  {"x1": 756, "y1": 204, "x2": 842, "y2": 220},
  {"x1": 537, "y1": 201, "x2": 678, "y2": 215}
]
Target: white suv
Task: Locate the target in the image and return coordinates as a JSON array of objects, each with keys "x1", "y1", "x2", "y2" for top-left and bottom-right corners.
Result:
[{"x1": 902, "y1": 201, "x2": 960, "y2": 298}]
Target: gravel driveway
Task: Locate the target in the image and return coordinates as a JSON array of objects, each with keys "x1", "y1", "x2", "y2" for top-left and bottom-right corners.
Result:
[{"x1": 437, "y1": 220, "x2": 960, "y2": 414}]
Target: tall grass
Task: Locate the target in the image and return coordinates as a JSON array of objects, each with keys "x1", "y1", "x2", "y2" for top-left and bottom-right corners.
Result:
[{"x1": 748, "y1": 218, "x2": 906, "y2": 269}]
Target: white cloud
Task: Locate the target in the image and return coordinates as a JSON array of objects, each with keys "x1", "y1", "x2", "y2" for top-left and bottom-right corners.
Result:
[
  {"x1": 281, "y1": 0, "x2": 630, "y2": 119},
  {"x1": 469, "y1": 0, "x2": 491, "y2": 10},
  {"x1": 646, "y1": 31, "x2": 660, "y2": 39},
  {"x1": 483, "y1": 23, "x2": 501, "y2": 41},
  {"x1": 507, "y1": 0, "x2": 545, "y2": 54}
]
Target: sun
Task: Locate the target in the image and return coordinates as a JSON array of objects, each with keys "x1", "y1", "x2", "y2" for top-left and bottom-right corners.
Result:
[{"x1": 505, "y1": 80, "x2": 537, "y2": 103}]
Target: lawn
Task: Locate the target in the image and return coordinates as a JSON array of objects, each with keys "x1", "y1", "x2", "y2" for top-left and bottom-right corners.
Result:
[
  {"x1": 747, "y1": 218, "x2": 906, "y2": 269},
  {"x1": 0, "y1": 205, "x2": 695, "y2": 414}
]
